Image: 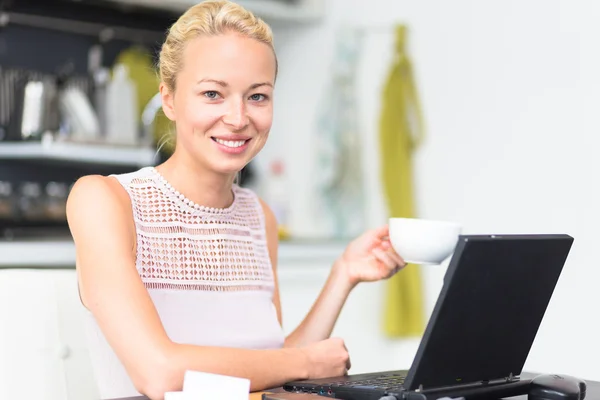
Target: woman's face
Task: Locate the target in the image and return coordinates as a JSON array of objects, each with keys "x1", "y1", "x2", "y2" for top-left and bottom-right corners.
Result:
[{"x1": 161, "y1": 32, "x2": 276, "y2": 176}]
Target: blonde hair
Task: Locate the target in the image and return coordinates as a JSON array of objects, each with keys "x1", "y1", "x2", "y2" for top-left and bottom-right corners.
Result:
[{"x1": 159, "y1": 0, "x2": 277, "y2": 93}]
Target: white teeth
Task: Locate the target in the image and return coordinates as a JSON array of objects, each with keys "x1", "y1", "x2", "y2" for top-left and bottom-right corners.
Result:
[{"x1": 214, "y1": 138, "x2": 247, "y2": 148}]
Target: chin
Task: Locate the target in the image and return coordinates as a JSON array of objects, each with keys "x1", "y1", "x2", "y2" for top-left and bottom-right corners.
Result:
[{"x1": 210, "y1": 159, "x2": 250, "y2": 177}]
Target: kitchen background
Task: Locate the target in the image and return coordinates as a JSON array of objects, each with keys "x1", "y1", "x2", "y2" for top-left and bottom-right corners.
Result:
[{"x1": 1, "y1": 0, "x2": 599, "y2": 399}]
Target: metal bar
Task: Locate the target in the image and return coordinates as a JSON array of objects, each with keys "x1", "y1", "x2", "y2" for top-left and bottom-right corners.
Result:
[
  {"x1": 350, "y1": 23, "x2": 406, "y2": 34},
  {"x1": 0, "y1": 11, "x2": 165, "y2": 44}
]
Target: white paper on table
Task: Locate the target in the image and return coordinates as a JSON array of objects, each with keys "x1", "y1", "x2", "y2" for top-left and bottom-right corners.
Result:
[{"x1": 182, "y1": 370, "x2": 251, "y2": 400}]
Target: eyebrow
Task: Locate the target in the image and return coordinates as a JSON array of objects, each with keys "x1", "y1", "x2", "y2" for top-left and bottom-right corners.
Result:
[
  {"x1": 196, "y1": 79, "x2": 273, "y2": 89},
  {"x1": 250, "y1": 82, "x2": 273, "y2": 89},
  {"x1": 197, "y1": 78, "x2": 228, "y2": 87}
]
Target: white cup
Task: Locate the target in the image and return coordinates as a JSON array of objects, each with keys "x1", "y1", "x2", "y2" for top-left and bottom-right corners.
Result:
[{"x1": 388, "y1": 218, "x2": 462, "y2": 265}]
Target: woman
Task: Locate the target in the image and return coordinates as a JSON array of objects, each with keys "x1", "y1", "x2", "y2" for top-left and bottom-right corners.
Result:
[{"x1": 66, "y1": 1, "x2": 406, "y2": 399}]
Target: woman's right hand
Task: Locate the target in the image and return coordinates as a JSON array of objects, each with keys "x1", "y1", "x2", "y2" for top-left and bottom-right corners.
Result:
[{"x1": 301, "y1": 337, "x2": 351, "y2": 379}]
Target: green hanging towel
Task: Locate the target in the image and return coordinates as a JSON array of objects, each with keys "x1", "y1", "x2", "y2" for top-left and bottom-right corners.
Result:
[{"x1": 380, "y1": 25, "x2": 426, "y2": 338}]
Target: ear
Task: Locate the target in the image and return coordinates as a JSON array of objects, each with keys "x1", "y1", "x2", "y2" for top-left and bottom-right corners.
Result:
[{"x1": 160, "y1": 82, "x2": 176, "y2": 121}]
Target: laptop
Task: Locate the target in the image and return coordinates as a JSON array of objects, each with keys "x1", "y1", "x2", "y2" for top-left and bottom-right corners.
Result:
[{"x1": 283, "y1": 234, "x2": 574, "y2": 400}]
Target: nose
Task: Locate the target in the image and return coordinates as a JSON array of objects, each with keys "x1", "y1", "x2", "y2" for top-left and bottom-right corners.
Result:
[{"x1": 222, "y1": 97, "x2": 249, "y2": 130}]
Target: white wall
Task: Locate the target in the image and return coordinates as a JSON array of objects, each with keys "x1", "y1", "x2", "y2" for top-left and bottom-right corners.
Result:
[{"x1": 263, "y1": 0, "x2": 600, "y2": 382}]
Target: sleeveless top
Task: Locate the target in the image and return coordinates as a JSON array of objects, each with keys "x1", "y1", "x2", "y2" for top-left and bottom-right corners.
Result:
[{"x1": 82, "y1": 166, "x2": 285, "y2": 399}]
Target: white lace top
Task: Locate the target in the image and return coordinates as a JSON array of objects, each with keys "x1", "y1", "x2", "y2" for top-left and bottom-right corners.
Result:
[{"x1": 83, "y1": 166, "x2": 285, "y2": 399}]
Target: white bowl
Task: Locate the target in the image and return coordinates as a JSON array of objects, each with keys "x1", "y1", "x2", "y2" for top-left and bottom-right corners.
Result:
[{"x1": 388, "y1": 218, "x2": 462, "y2": 265}]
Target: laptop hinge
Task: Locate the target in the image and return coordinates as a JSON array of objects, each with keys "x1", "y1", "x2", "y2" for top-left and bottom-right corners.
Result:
[{"x1": 415, "y1": 374, "x2": 520, "y2": 392}]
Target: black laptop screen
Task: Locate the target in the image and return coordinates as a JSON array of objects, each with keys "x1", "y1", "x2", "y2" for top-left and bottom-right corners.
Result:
[{"x1": 404, "y1": 234, "x2": 573, "y2": 391}]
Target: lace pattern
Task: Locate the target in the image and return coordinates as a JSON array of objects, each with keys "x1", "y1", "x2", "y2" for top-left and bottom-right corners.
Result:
[{"x1": 114, "y1": 167, "x2": 274, "y2": 292}]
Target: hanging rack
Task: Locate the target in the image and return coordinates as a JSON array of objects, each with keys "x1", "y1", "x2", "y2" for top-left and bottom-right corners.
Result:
[{"x1": 0, "y1": 10, "x2": 165, "y2": 45}]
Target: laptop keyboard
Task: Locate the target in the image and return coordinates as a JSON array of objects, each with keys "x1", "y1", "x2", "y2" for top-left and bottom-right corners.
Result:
[
  {"x1": 330, "y1": 373, "x2": 406, "y2": 391},
  {"x1": 284, "y1": 371, "x2": 409, "y2": 397}
]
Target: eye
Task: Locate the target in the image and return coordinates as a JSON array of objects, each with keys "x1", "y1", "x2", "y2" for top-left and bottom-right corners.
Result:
[
  {"x1": 249, "y1": 93, "x2": 267, "y2": 102},
  {"x1": 203, "y1": 91, "x2": 221, "y2": 100}
]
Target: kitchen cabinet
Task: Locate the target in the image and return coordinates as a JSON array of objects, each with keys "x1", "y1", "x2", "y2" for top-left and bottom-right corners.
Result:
[
  {"x1": 0, "y1": 269, "x2": 98, "y2": 400},
  {"x1": 98, "y1": 0, "x2": 325, "y2": 23}
]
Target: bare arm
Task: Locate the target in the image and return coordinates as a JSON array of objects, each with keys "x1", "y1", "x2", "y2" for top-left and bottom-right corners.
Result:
[
  {"x1": 283, "y1": 263, "x2": 354, "y2": 347},
  {"x1": 67, "y1": 176, "x2": 311, "y2": 399},
  {"x1": 258, "y1": 199, "x2": 355, "y2": 348}
]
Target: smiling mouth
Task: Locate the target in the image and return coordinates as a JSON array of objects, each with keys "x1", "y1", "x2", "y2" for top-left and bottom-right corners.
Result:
[{"x1": 211, "y1": 137, "x2": 250, "y2": 148}]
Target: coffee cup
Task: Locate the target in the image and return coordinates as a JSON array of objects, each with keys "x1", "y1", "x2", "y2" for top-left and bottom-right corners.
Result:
[{"x1": 388, "y1": 218, "x2": 462, "y2": 265}]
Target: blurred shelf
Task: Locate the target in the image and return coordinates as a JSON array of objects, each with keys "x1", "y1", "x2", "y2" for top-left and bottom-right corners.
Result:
[
  {"x1": 99, "y1": 0, "x2": 325, "y2": 23},
  {"x1": 0, "y1": 240, "x2": 75, "y2": 268},
  {"x1": 0, "y1": 141, "x2": 158, "y2": 167}
]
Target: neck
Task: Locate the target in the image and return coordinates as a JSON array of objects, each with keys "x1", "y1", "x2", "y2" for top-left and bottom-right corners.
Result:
[{"x1": 156, "y1": 150, "x2": 236, "y2": 209}]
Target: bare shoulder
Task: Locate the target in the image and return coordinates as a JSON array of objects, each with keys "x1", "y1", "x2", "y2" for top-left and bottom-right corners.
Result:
[
  {"x1": 66, "y1": 174, "x2": 135, "y2": 251},
  {"x1": 67, "y1": 174, "x2": 129, "y2": 214},
  {"x1": 253, "y1": 194, "x2": 279, "y2": 256}
]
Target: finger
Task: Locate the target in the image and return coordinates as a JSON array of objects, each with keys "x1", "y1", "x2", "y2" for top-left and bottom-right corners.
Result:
[
  {"x1": 393, "y1": 263, "x2": 406, "y2": 275},
  {"x1": 380, "y1": 240, "x2": 392, "y2": 250},
  {"x1": 372, "y1": 224, "x2": 389, "y2": 239},
  {"x1": 379, "y1": 239, "x2": 406, "y2": 265},
  {"x1": 372, "y1": 248, "x2": 397, "y2": 270},
  {"x1": 387, "y1": 248, "x2": 406, "y2": 267},
  {"x1": 347, "y1": 356, "x2": 352, "y2": 371}
]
